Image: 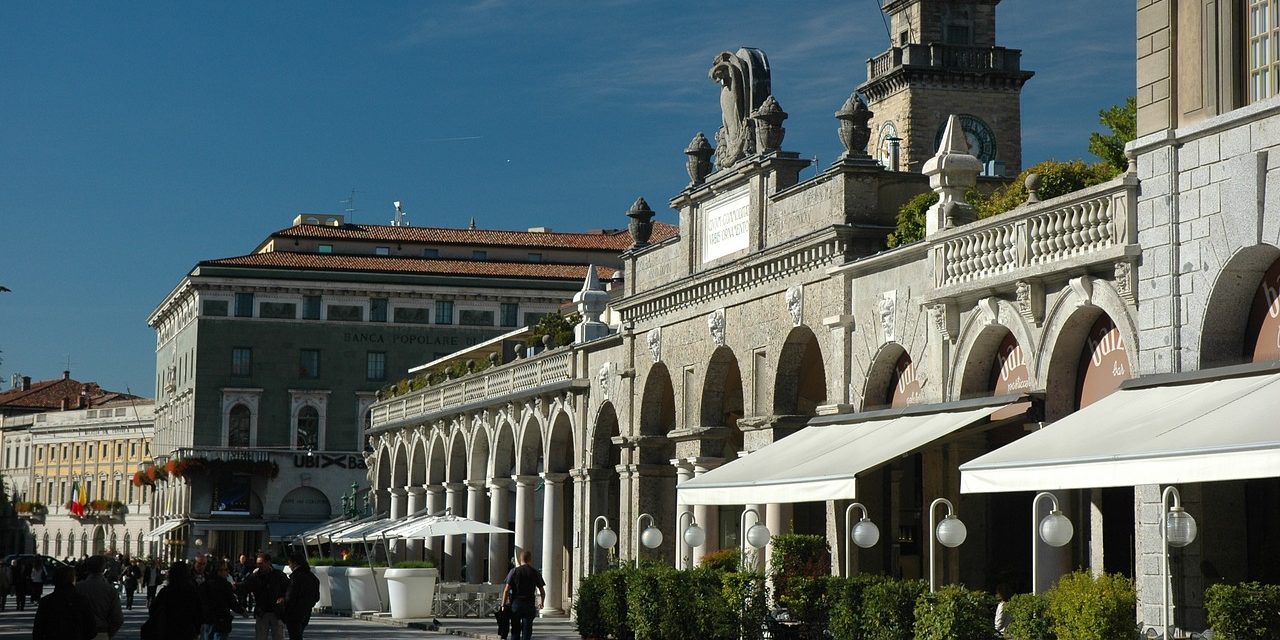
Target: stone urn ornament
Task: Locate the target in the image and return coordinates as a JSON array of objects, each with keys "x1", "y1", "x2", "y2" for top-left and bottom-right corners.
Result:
[
  {"x1": 751, "y1": 95, "x2": 787, "y2": 154},
  {"x1": 685, "y1": 132, "x2": 713, "y2": 186},
  {"x1": 835, "y1": 93, "x2": 874, "y2": 159},
  {"x1": 626, "y1": 197, "x2": 656, "y2": 249}
]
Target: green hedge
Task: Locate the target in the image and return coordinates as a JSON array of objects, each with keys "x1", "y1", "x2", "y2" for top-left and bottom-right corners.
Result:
[
  {"x1": 572, "y1": 563, "x2": 768, "y2": 640},
  {"x1": 1045, "y1": 571, "x2": 1136, "y2": 640},
  {"x1": 914, "y1": 585, "x2": 998, "y2": 640},
  {"x1": 1005, "y1": 592, "x2": 1053, "y2": 640},
  {"x1": 598, "y1": 564, "x2": 634, "y2": 640},
  {"x1": 1205, "y1": 582, "x2": 1280, "y2": 640},
  {"x1": 574, "y1": 570, "x2": 608, "y2": 638},
  {"x1": 828, "y1": 574, "x2": 888, "y2": 640},
  {"x1": 769, "y1": 533, "x2": 830, "y2": 605},
  {"x1": 390, "y1": 560, "x2": 434, "y2": 569},
  {"x1": 862, "y1": 578, "x2": 928, "y2": 640}
]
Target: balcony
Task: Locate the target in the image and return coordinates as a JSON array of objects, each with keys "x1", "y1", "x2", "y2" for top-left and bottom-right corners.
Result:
[
  {"x1": 867, "y1": 43, "x2": 1026, "y2": 81},
  {"x1": 371, "y1": 348, "x2": 581, "y2": 430},
  {"x1": 927, "y1": 173, "x2": 1139, "y2": 299}
]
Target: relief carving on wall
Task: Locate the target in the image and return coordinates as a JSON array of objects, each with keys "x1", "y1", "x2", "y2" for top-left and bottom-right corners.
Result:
[
  {"x1": 785, "y1": 285, "x2": 803, "y2": 327},
  {"x1": 598, "y1": 362, "x2": 612, "y2": 401},
  {"x1": 647, "y1": 327, "x2": 662, "y2": 363},
  {"x1": 878, "y1": 291, "x2": 897, "y2": 343},
  {"x1": 1015, "y1": 279, "x2": 1044, "y2": 325},
  {"x1": 1114, "y1": 260, "x2": 1135, "y2": 304},
  {"x1": 708, "y1": 308, "x2": 727, "y2": 347},
  {"x1": 930, "y1": 302, "x2": 957, "y2": 343}
]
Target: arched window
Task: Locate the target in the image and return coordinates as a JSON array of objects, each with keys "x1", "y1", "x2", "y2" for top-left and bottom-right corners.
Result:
[
  {"x1": 228, "y1": 404, "x2": 251, "y2": 447},
  {"x1": 54, "y1": 532, "x2": 62, "y2": 557},
  {"x1": 296, "y1": 406, "x2": 319, "y2": 450}
]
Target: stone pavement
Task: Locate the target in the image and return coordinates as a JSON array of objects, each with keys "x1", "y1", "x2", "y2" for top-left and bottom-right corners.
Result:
[{"x1": 356, "y1": 611, "x2": 580, "y2": 640}]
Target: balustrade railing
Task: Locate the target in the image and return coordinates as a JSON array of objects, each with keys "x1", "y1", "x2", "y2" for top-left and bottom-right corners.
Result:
[{"x1": 867, "y1": 44, "x2": 1023, "y2": 81}]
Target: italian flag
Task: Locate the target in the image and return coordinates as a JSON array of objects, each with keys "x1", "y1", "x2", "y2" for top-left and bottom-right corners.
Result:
[{"x1": 69, "y1": 481, "x2": 84, "y2": 516}]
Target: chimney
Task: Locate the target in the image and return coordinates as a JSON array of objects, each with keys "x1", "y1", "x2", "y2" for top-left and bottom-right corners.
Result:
[
  {"x1": 60, "y1": 398, "x2": 68, "y2": 411},
  {"x1": 21, "y1": 376, "x2": 31, "y2": 391},
  {"x1": 63, "y1": 370, "x2": 70, "y2": 380}
]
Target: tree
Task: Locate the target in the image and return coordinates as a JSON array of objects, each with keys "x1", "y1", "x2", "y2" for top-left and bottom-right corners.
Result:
[{"x1": 1088, "y1": 96, "x2": 1136, "y2": 174}]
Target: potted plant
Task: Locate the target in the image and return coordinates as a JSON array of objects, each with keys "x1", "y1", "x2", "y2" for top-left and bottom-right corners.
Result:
[{"x1": 385, "y1": 560, "x2": 439, "y2": 619}]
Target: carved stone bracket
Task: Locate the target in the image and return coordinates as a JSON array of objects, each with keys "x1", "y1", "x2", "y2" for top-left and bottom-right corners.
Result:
[
  {"x1": 785, "y1": 285, "x2": 803, "y2": 327},
  {"x1": 976, "y1": 297, "x2": 1000, "y2": 326},
  {"x1": 647, "y1": 327, "x2": 662, "y2": 363},
  {"x1": 1015, "y1": 279, "x2": 1045, "y2": 326},
  {"x1": 1069, "y1": 276, "x2": 1096, "y2": 309},
  {"x1": 1114, "y1": 260, "x2": 1136, "y2": 305},
  {"x1": 708, "y1": 308, "x2": 727, "y2": 347},
  {"x1": 929, "y1": 302, "x2": 959, "y2": 343}
]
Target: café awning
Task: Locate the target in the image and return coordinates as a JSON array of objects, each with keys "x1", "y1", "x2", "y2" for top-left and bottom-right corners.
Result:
[
  {"x1": 960, "y1": 367, "x2": 1280, "y2": 493},
  {"x1": 678, "y1": 398, "x2": 1020, "y2": 506},
  {"x1": 143, "y1": 518, "x2": 187, "y2": 542}
]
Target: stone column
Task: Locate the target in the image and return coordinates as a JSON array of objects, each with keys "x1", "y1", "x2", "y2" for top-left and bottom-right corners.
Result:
[
  {"x1": 405, "y1": 486, "x2": 426, "y2": 561},
  {"x1": 540, "y1": 473, "x2": 569, "y2": 616},
  {"x1": 821, "y1": 315, "x2": 855, "y2": 410},
  {"x1": 388, "y1": 488, "x2": 407, "y2": 561},
  {"x1": 672, "y1": 459, "x2": 695, "y2": 569},
  {"x1": 444, "y1": 482, "x2": 466, "y2": 581},
  {"x1": 465, "y1": 480, "x2": 488, "y2": 584},
  {"x1": 617, "y1": 464, "x2": 639, "y2": 561},
  {"x1": 512, "y1": 475, "x2": 539, "y2": 562},
  {"x1": 488, "y1": 478, "x2": 513, "y2": 583},
  {"x1": 691, "y1": 458, "x2": 723, "y2": 566},
  {"x1": 425, "y1": 485, "x2": 445, "y2": 567},
  {"x1": 765, "y1": 503, "x2": 792, "y2": 579}
]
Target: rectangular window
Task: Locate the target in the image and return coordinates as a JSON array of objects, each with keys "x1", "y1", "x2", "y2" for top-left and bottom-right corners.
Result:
[
  {"x1": 367, "y1": 352, "x2": 387, "y2": 381},
  {"x1": 393, "y1": 307, "x2": 430, "y2": 324},
  {"x1": 299, "y1": 349, "x2": 321, "y2": 378},
  {"x1": 1250, "y1": 0, "x2": 1279, "y2": 102},
  {"x1": 318, "y1": 244, "x2": 333, "y2": 253},
  {"x1": 130, "y1": 443, "x2": 137, "y2": 458},
  {"x1": 234, "y1": 292, "x2": 255, "y2": 318},
  {"x1": 259, "y1": 302, "x2": 297, "y2": 319},
  {"x1": 523, "y1": 312, "x2": 545, "y2": 327},
  {"x1": 326, "y1": 304, "x2": 363, "y2": 322},
  {"x1": 944, "y1": 24, "x2": 970, "y2": 45},
  {"x1": 472, "y1": 250, "x2": 488, "y2": 260},
  {"x1": 203, "y1": 300, "x2": 229, "y2": 316},
  {"x1": 527, "y1": 253, "x2": 542, "y2": 262},
  {"x1": 375, "y1": 246, "x2": 390, "y2": 256},
  {"x1": 370, "y1": 298, "x2": 388, "y2": 323},
  {"x1": 423, "y1": 248, "x2": 439, "y2": 258},
  {"x1": 303, "y1": 295, "x2": 322, "y2": 320},
  {"x1": 232, "y1": 347, "x2": 252, "y2": 377},
  {"x1": 500, "y1": 303, "x2": 519, "y2": 327},
  {"x1": 116, "y1": 443, "x2": 123, "y2": 458},
  {"x1": 74, "y1": 445, "x2": 81, "y2": 460},
  {"x1": 459, "y1": 309, "x2": 495, "y2": 326},
  {"x1": 435, "y1": 300, "x2": 454, "y2": 325}
]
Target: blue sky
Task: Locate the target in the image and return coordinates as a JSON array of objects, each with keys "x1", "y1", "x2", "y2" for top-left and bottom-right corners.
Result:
[{"x1": 0, "y1": 2, "x2": 1134, "y2": 397}]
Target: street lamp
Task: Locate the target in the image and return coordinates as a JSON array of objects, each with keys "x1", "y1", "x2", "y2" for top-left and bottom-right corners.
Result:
[
  {"x1": 635, "y1": 513, "x2": 663, "y2": 560},
  {"x1": 1031, "y1": 492, "x2": 1073, "y2": 594},
  {"x1": 593, "y1": 515, "x2": 617, "y2": 573},
  {"x1": 738, "y1": 507, "x2": 770, "y2": 571},
  {"x1": 1162, "y1": 485, "x2": 1198, "y2": 637},
  {"x1": 678, "y1": 511, "x2": 705, "y2": 569},
  {"x1": 928, "y1": 497, "x2": 967, "y2": 592},
  {"x1": 843, "y1": 502, "x2": 880, "y2": 577}
]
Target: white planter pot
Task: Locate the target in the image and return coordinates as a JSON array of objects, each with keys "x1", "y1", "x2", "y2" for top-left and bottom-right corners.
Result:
[
  {"x1": 326, "y1": 566, "x2": 351, "y2": 612},
  {"x1": 385, "y1": 568, "x2": 439, "y2": 619},
  {"x1": 314, "y1": 567, "x2": 332, "y2": 609},
  {"x1": 347, "y1": 567, "x2": 385, "y2": 613}
]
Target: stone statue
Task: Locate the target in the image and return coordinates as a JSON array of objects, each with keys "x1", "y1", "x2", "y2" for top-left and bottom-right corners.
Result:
[{"x1": 709, "y1": 48, "x2": 772, "y2": 169}]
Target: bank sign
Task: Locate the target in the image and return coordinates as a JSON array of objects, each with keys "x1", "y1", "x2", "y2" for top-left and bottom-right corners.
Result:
[{"x1": 702, "y1": 187, "x2": 750, "y2": 263}]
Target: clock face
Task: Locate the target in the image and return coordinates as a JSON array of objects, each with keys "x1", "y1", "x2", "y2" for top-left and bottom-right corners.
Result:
[
  {"x1": 876, "y1": 121, "x2": 900, "y2": 167},
  {"x1": 934, "y1": 114, "x2": 996, "y2": 163}
]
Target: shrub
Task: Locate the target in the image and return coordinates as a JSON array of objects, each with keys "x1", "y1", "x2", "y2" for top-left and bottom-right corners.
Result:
[
  {"x1": 862, "y1": 578, "x2": 927, "y2": 640},
  {"x1": 655, "y1": 566, "x2": 733, "y2": 640},
  {"x1": 769, "y1": 533, "x2": 830, "y2": 604},
  {"x1": 700, "y1": 547, "x2": 740, "y2": 572},
  {"x1": 828, "y1": 574, "x2": 888, "y2": 640},
  {"x1": 598, "y1": 565, "x2": 634, "y2": 640},
  {"x1": 626, "y1": 562, "x2": 672, "y2": 640},
  {"x1": 390, "y1": 560, "x2": 434, "y2": 569},
  {"x1": 722, "y1": 571, "x2": 768, "y2": 640},
  {"x1": 1005, "y1": 592, "x2": 1054, "y2": 640},
  {"x1": 1204, "y1": 582, "x2": 1280, "y2": 640},
  {"x1": 1045, "y1": 571, "x2": 1136, "y2": 640},
  {"x1": 886, "y1": 191, "x2": 938, "y2": 248},
  {"x1": 914, "y1": 585, "x2": 998, "y2": 640},
  {"x1": 779, "y1": 575, "x2": 836, "y2": 629},
  {"x1": 972, "y1": 160, "x2": 1118, "y2": 220},
  {"x1": 574, "y1": 571, "x2": 608, "y2": 638}
]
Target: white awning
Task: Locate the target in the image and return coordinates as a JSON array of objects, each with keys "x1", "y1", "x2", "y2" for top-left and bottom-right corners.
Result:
[
  {"x1": 268, "y1": 521, "x2": 327, "y2": 542},
  {"x1": 305, "y1": 516, "x2": 374, "y2": 544},
  {"x1": 960, "y1": 371, "x2": 1280, "y2": 493},
  {"x1": 329, "y1": 518, "x2": 397, "y2": 543},
  {"x1": 677, "y1": 403, "x2": 1011, "y2": 505},
  {"x1": 143, "y1": 518, "x2": 187, "y2": 542}
]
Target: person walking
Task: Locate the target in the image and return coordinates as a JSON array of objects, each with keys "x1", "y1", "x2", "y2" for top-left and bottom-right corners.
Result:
[
  {"x1": 28, "y1": 557, "x2": 46, "y2": 604},
  {"x1": 13, "y1": 558, "x2": 31, "y2": 611},
  {"x1": 281, "y1": 553, "x2": 320, "y2": 640},
  {"x1": 143, "y1": 559, "x2": 161, "y2": 607},
  {"x1": 33, "y1": 565, "x2": 96, "y2": 640},
  {"x1": 77, "y1": 555, "x2": 124, "y2": 640},
  {"x1": 141, "y1": 560, "x2": 202, "y2": 640},
  {"x1": 0, "y1": 557, "x2": 11, "y2": 611},
  {"x1": 199, "y1": 560, "x2": 246, "y2": 640},
  {"x1": 235, "y1": 553, "x2": 255, "y2": 613},
  {"x1": 122, "y1": 560, "x2": 141, "y2": 610},
  {"x1": 242, "y1": 552, "x2": 289, "y2": 640},
  {"x1": 500, "y1": 550, "x2": 546, "y2": 640}
]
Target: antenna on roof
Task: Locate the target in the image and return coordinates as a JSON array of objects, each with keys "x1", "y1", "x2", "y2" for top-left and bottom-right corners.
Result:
[
  {"x1": 340, "y1": 189, "x2": 358, "y2": 222},
  {"x1": 391, "y1": 201, "x2": 409, "y2": 227},
  {"x1": 469, "y1": 217, "x2": 476, "y2": 230}
]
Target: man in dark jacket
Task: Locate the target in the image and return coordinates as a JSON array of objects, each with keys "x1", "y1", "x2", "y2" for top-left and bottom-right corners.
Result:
[
  {"x1": 122, "y1": 561, "x2": 141, "y2": 610},
  {"x1": 200, "y1": 560, "x2": 246, "y2": 640},
  {"x1": 282, "y1": 553, "x2": 320, "y2": 640},
  {"x1": 243, "y1": 553, "x2": 289, "y2": 640},
  {"x1": 76, "y1": 555, "x2": 124, "y2": 640},
  {"x1": 33, "y1": 565, "x2": 95, "y2": 640}
]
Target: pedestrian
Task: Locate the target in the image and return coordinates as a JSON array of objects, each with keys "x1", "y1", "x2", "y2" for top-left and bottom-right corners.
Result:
[
  {"x1": 122, "y1": 560, "x2": 141, "y2": 610},
  {"x1": 0, "y1": 557, "x2": 11, "y2": 610},
  {"x1": 13, "y1": 558, "x2": 31, "y2": 610},
  {"x1": 193, "y1": 553, "x2": 210, "y2": 585},
  {"x1": 235, "y1": 553, "x2": 255, "y2": 613},
  {"x1": 200, "y1": 559, "x2": 246, "y2": 640},
  {"x1": 994, "y1": 585, "x2": 1012, "y2": 638},
  {"x1": 143, "y1": 559, "x2": 161, "y2": 607},
  {"x1": 242, "y1": 552, "x2": 289, "y2": 640},
  {"x1": 28, "y1": 557, "x2": 47, "y2": 604},
  {"x1": 500, "y1": 550, "x2": 546, "y2": 640},
  {"x1": 141, "y1": 560, "x2": 202, "y2": 640},
  {"x1": 281, "y1": 553, "x2": 320, "y2": 640},
  {"x1": 77, "y1": 555, "x2": 124, "y2": 640},
  {"x1": 33, "y1": 565, "x2": 96, "y2": 640}
]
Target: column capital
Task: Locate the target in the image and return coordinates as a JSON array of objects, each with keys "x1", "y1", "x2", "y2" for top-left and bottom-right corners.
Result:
[
  {"x1": 540, "y1": 472, "x2": 570, "y2": 484},
  {"x1": 571, "y1": 467, "x2": 613, "y2": 481},
  {"x1": 465, "y1": 480, "x2": 488, "y2": 491},
  {"x1": 669, "y1": 458, "x2": 694, "y2": 470},
  {"x1": 687, "y1": 457, "x2": 724, "y2": 473},
  {"x1": 512, "y1": 474, "x2": 541, "y2": 488},
  {"x1": 444, "y1": 481, "x2": 467, "y2": 493},
  {"x1": 488, "y1": 478, "x2": 514, "y2": 490},
  {"x1": 389, "y1": 487, "x2": 408, "y2": 497},
  {"x1": 425, "y1": 484, "x2": 446, "y2": 496},
  {"x1": 405, "y1": 486, "x2": 426, "y2": 497}
]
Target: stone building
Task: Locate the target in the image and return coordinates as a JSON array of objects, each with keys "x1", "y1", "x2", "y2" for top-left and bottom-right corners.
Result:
[{"x1": 147, "y1": 211, "x2": 668, "y2": 560}]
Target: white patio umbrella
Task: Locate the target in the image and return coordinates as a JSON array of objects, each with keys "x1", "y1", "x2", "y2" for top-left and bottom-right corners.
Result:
[{"x1": 384, "y1": 512, "x2": 513, "y2": 539}]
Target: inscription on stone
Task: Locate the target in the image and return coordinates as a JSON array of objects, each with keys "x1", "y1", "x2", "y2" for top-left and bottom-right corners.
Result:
[{"x1": 702, "y1": 187, "x2": 750, "y2": 263}]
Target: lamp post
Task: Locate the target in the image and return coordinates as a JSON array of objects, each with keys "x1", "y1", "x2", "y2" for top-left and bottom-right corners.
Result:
[
  {"x1": 635, "y1": 513, "x2": 663, "y2": 561},
  {"x1": 593, "y1": 515, "x2": 617, "y2": 573},
  {"x1": 678, "y1": 511, "x2": 706, "y2": 570},
  {"x1": 738, "y1": 507, "x2": 770, "y2": 572},
  {"x1": 1162, "y1": 485, "x2": 1197, "y2": 637},
  {"x1": 843, "y1": 502, "x2": 880, "y2": 577},
  {"x1": 928, "y1": 497, "x2": 967, "y2": 592},
  {"x1": 1031, "y1": 492, "x2": 1073, "y2": 594}
]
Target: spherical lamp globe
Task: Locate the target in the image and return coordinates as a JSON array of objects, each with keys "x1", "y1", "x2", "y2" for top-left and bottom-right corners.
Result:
[
  {"x1": 1039, "y1": 510, "x2": 1074, "y2": 548},
  {"x1": 683, "y1": 523, "x2": 706, "y2": 549},
  {"x1": 851, "y1": 519, "x2": 880, "y2": 549},
  {"x1": 641, "y1": 526, "x2": 663, "y2": 549},
  {"x1": 745, "y1": 523, "x2": 771, "y2": 549},
  {"x1": 1165, "y1": 507, "x2": 1197, "y2": 548},
  {"x1": 935, "y1": 514, "x2": 967, "y2": 548},
  {"x1": 595, "y1": 527, "x2": 618, "y2": 550}
]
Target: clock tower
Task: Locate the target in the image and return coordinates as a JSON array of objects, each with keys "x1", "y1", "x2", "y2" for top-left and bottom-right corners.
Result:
[{"x1": 857, "y1": 0, "x2": 1033, "y2": 176}]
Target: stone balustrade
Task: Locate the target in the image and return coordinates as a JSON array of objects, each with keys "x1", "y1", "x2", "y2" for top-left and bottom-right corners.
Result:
[{"x1": 867, "y1": 43, "x2": 1024, "y2": 80}]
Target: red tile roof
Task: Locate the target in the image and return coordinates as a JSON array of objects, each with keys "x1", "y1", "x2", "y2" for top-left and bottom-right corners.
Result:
[
  {"x1": 269, "y1": 221, "x2": 678, "y2": 250},
  {"x1": 0, "y1": 376, "x2": 142, "y2": 414},
  {"x1": 201, "y1": 252, "x2": 621, "y2": 281}
]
